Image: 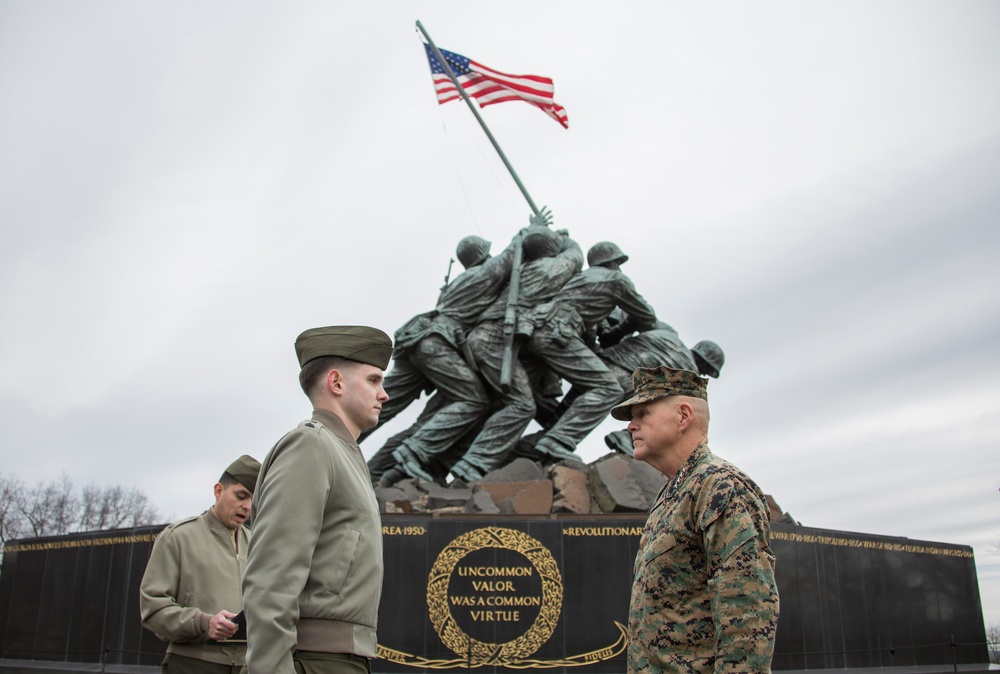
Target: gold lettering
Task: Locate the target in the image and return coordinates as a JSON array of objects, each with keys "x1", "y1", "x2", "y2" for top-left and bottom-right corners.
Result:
[
  {"x1": 456, "y1": 566, "x2": 533, "y2": 577},
  {"x1": 471, "y1": 580, "x2": 516, "y2": 592},
  {"x1": 585, "y1": 648, "x2": 615, "y2": 661},
  {"x1": 768, "y1": 531, "x2": 972, "y2": 557},
  {"x1": 487, "y1": 596, "x2": 541, "y2": 607},
  {"x1": 562, "y1": 526, "x2": 644, "y2": 537},
  {"x1": 5, "y1": 533, "x2": 159, "y2": 553},
  {"x1": 469, "y1": 610, "x2": 520, "y2": 622},
  {"x1": 380, "y1": 525, "x2": 426, "y2": 536}
]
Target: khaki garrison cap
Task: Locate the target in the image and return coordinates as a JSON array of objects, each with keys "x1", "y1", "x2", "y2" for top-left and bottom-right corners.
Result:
[
  {"x1": 224, "y1": 455, "x2": 262, "y2": 493},
  {"x1": 294, "y1": 325, "x2": 394, "y2": 370},
  {"x1": 610, "y1": 366, "x2": 708, "y2": 421}
]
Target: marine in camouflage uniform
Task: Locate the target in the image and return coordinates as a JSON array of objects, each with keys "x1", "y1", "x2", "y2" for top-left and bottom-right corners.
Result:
[{"x1": 610, "y1": 367, "x2": 778, "y2": 674}]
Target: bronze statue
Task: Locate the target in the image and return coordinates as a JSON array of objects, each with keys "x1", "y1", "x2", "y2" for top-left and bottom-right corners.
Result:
[
  {"x1": 599, "y1": 323, "x2": 725, "y2": 455},
  {"x1": 517, "y1": 241, "x2": 657, "y2": 462},
  {"x1": 447, "y1": 225, "x2": 583, "y2": 482},
  {"x1": 366, "y1": 224, "x2": 723, "y2": 485},
  {"x1": 360, "y1": 233, "x2": 519, "y2": 482}
]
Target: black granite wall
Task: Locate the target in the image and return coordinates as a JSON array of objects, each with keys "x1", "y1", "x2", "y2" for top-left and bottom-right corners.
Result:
[
  {"x1": 0, "y1": 517, "x2": 989, "y2": 671},
  {"x1": 0, "y1": 527, "x2": 163, "y2": 668},
  {"x1": 769, "y1": 526, "x2": 988, "y2": 669}
]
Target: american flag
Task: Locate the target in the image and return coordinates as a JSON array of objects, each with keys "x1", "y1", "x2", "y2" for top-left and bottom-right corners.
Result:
[{"x1": 423, "y1": 44, "x2": 568, "y2": 129}]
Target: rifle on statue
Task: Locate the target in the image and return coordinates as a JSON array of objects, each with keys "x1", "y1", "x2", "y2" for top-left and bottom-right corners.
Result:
[{"x1": 498, "y1": 207, "x2": 553, "y2": 392}]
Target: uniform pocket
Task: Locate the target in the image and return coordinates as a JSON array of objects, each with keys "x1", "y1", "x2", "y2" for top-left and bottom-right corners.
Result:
[
  {"x1": 323, "y1": 528, "x2": 361, "y2": 596},
  {"x1": 762, "y1": 545, "x2": 776, "y2": 572},
  {"x1": 640, "y1": 532, "x2": 677, "y2": 568}
]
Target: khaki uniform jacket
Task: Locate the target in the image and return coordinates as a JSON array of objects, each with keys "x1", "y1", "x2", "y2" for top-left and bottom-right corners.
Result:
[
  {"x1": 243, "y1": 409, "x2": 383, "y2": 674},
  {"x1": 628, "y1": 444, "x2": 779, "y2": 674},
  {"x1": 139, "y1": 508, "x2": 248, "y2": 666}
]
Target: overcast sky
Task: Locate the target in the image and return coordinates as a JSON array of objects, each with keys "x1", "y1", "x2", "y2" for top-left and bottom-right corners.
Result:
[{"x1": 1, "y1": 1, "x2": 998, "y2": 627}]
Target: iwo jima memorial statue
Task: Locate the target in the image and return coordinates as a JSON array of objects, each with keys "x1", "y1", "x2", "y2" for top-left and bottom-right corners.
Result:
[{"x1": 0, "y1": 21, "x2": 991, "y2": 674}]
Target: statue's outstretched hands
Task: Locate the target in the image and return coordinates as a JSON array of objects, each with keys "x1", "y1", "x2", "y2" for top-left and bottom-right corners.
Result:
[{"x1": 529, "y1": 206, "x2": 553, "y2": 228}]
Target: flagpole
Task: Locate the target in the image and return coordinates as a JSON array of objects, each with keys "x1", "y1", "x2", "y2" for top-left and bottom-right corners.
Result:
[{"x1": 416, "y1": 20, "x2": 540, "y2": 216}]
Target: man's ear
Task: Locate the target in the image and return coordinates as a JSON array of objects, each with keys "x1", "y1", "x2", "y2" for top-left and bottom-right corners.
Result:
[
  {"x1": 676, "y1": 401, "x2": 694, "y2": 431},
  {"x1": 326, "y1": 368, "x2": 344, "y2": 397},
  {"x1": 213, "y1": 482, "x2": 223, "y2": 501}
]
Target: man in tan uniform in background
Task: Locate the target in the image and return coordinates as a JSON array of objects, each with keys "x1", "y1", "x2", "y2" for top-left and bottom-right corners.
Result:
[
  {"x1": 140, "y1": 455, "x2": 262, "y2": 674},
  {"x1": 242, "y1": 326, "x2": 392, "y2": 674}
]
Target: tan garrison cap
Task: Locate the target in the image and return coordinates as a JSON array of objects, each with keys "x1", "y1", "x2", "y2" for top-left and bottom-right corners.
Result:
[
  {"x1": 294, "y1": 326, "x2": 393, "y2": 370},
  {"x1": 223, "y1": 455, "x2": 262, "y2": 493},
  {"x1": 610, "y1": 366, "x2": 708, "y2": 421}
]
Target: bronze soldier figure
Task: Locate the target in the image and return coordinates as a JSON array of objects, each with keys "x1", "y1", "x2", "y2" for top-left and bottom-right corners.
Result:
[
  {"x1": 362, "y1": 234, "x2": 519, "y2": 483},
  {"x1": 597, "y1": 318, "x2": 725, "y2": 455},
  {"x1": 522, "y1": 241, "x2": 657, "y2": 462},
  {"x1": 448, "y1": 225, "x2": 583, "y2": 482}
]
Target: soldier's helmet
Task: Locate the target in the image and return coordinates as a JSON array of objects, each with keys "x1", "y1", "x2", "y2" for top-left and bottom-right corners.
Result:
[
  {"x1": 691, "y1": 340, "x2": 725, "y2": 378},
  {"x1": 456, "y1": 235, "x2": 492, "y2": 269},
  {"x1": 522, "y1": 226, "x2": 562, "y2": 261},
  {"x1": 587, "y1": 241, "x2": 629, "y2": 268}
]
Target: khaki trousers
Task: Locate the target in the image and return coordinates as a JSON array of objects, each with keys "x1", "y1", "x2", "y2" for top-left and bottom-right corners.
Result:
[
  {"x1": 162, "y1": 653, "x2": 242, "y2": 674},
  {"x1": 293, "y1": 651, "x2": 372, "y2": 674}
]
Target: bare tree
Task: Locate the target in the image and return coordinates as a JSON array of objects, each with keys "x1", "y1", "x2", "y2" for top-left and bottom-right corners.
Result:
[
  {"x1": 0, "y1": 473, "x2": 28, "y2": 543},
  {"x1": 14, "y1": 474, "x2": 77, "y2": 537},
  {"x1": 0, "y1": 473, "x2": 162, "y2": 550},
  {"x1": 989, "y1": 622, "x2": 1000, "y2": 665},
  {"x1": 79, "y1": 484, "x2": 160, "y2": 532}
]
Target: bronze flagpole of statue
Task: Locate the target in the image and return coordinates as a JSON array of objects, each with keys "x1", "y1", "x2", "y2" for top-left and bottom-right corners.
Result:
[{"x1": 415, "y1": 20, "x2": 555, "y2": 392}]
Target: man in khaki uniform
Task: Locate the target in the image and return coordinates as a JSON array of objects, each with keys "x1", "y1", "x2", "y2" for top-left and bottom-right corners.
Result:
[
  {"x1": 140, "y1": 455, "x2": 262, "y2": 674},
  {"x1": 242, "y1": 326, "x2": 392, "y2": 674},
  {"x1": 612, "y1": 367, "x2": 778, "y2": 674}
]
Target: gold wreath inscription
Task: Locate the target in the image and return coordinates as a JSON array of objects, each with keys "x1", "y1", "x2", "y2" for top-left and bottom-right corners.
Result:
[{"x1": 426, "y1": 527, "x2": 562, "y2": 666}]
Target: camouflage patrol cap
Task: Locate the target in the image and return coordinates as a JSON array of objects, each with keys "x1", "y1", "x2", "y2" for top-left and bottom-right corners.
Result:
[
  {"x1": 222, "y1": 455, "x2": 262, "y2": 493},
  {"x1": 609, "y1": 366, "x2": 708, "y2": 421},
  {"x1": 294, "y1": 326, "x2": 394, "y2": 369}
]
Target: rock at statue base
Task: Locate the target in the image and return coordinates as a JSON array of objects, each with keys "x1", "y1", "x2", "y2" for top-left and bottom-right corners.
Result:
[
  {"x1": 550, "y1": 464, "x2": 593, "y2": 514},
  {"x1": 474, "y1": 480, "x2": 554, "y2": 515},
  {"x1": 373, "y1": 454, "x2": 792, "y2": 525},
  {"x1": 588, "y1": 453, "x2": 666, "y2": 513},
  {"x1": 477, "y1": 457, "x2": 547, "y2": 484}
]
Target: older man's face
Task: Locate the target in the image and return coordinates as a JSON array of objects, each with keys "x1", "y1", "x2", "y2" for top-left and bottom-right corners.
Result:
[{"x1": 627, "y1": 396, "x2": 681, "y2": 464}]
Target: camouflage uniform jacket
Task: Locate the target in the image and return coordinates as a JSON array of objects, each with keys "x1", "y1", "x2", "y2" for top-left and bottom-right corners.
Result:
[{"x1": 628, "y1": 444, "x2": 778, "y2": 674}]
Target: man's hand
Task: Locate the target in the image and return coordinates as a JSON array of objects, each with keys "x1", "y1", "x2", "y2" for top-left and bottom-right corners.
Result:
[{"x1": 207, "y1": 610, "x2": 239, "y2": 640}]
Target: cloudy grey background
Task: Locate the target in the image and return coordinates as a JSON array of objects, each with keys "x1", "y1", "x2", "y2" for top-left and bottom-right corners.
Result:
[{"x1": 2, "y1": 1, "x2": 998, "y2": 626}]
